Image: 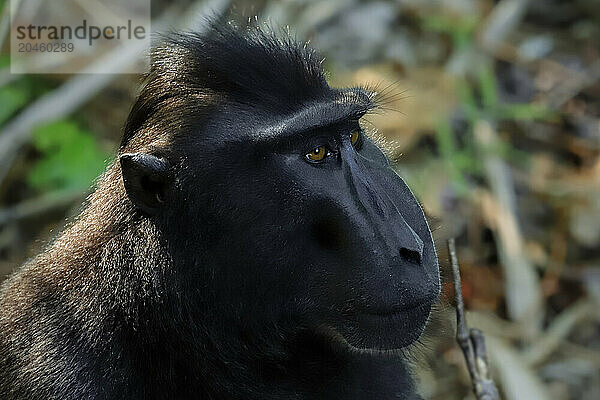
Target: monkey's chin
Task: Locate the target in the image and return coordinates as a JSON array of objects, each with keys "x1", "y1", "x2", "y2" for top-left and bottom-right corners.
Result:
[{"x1": 318, "y1": 303, "x2": 432, "y2": 355}]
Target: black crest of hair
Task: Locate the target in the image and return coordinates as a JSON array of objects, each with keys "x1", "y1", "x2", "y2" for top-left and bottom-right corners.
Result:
[
  {"x1": 0, "y1": 19, "x2": 439, "y2": 400},
  {"x1": 122, "y1": 21, "x2": 375, "y2": 150}
]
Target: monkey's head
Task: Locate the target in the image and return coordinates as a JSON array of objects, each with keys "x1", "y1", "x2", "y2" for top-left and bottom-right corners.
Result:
[{"x1": 118, "y1": 24, "x2": 440, "y2": 352}]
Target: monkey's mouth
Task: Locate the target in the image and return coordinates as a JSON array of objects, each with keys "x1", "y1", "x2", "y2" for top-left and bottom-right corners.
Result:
[
  {"x1": 340, "y1": 300, "x2": 433, "y2": 351},
  {"x1": 357, "y1": 300, "x2": 428, "y2": 318},
  {"x1": 315, "y1": 301, "x2": 431, "y2": 353},
  {"x1": 354, "y1": 302, "x2": 430, "y2": 334}
]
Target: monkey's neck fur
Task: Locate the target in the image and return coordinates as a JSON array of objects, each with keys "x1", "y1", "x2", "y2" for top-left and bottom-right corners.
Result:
[{"x1": 3, "y1": 167, "x2": 421, "y2": 400}]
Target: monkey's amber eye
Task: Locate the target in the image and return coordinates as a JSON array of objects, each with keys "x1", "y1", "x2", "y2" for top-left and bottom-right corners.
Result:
[
  {"x1": 306, "y1": 146, "x2": 328, "y2": 162},
  {"x1": 351, "y1": 130, "x2": 360, "y2": 146}
]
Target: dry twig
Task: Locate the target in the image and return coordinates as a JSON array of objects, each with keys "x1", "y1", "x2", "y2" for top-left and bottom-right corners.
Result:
[
  {"x1": 448, "y1": 238, "x2": 500, "y2": 400},
  {"x1": 476, "y1": 120, "x2": 542, "y2": 338},
  {"x1": 0, "y1": 189, "x2": 86, "y2": 227}
]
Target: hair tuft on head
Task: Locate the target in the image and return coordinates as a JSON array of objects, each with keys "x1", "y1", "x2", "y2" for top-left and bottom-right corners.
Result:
[{"x1": 121, "y1": 20, "x2": 331, "y2": 149}]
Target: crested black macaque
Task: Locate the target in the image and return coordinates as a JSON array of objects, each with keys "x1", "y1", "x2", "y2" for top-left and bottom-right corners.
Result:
[{"x1": 0, "y1": 22, "x2": 440, "y2": 400}]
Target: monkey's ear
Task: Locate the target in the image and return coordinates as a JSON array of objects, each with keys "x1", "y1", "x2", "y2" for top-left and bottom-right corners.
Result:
[{"x1": 120, "y1": 153, "x2": 172, "y2": 215}]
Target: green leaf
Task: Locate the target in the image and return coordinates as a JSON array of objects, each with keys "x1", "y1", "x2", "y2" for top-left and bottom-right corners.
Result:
[
  {"x1": 421, "y1": 14, "x2": 477, "y2": 50},
  {"x1": 456, "y1": 79, "x2": 480, "y2": 124},
  {"x1": 478, "y1": 65, "x2": 498, "y2": 110},
  {"x1": 435, "y1": 119, "x2": 470, "y2": 195},
  {"x1": 27, "y1": 120, "x2": 110, "y2": 191},
  {"x1": 495, "y1": 103, "x2": 554, "y2": 121},
  {"x1": 0, "y1": 85, "x2": 29, "y2": 125},
  {"x1": 0, "y1": 54, "x2": 10, "y2": 68}
]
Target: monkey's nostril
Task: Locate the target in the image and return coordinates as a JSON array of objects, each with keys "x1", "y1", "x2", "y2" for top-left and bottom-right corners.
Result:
[{"x1": 399, "y1": 247, "x2": 421, "y2": 265}]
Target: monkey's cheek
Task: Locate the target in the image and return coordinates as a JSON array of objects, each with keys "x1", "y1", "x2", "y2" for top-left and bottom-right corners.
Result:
[{"x1": 340, "y1": 303, "x2": 433, "y2": 351}]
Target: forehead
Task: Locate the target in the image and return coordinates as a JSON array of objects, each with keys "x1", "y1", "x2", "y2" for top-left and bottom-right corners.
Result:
[{"x1": 205, "y1": 87, "x2": 374, "y2": 145}]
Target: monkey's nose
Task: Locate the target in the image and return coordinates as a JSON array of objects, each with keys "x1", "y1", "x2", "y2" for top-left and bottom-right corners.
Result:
[
  {"x1": 398, "y1": 246, "x2": 422, "y2": 266},
  {"x1": 380, "y1": 208, "x2": 424, "y2": 266},
  {"x1": 339, "y1": 144, "x2": 425, "y2": 265},
  {"x1": 343, "y1": 161, "x2": 424, "y2": 265}
]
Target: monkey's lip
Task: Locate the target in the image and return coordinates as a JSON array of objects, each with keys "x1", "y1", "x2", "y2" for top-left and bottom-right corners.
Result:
[{"x1": 357, "y1": 300, "x2": 430, "y2": 317}]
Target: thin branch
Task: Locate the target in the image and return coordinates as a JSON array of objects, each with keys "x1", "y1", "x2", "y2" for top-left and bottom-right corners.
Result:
[
  {"x1": 479, "y1": 0, "x2": 530, "y2": 55},
  {"x1": 545, "y1": 59, "x2": 600, "y2": 110},
  {"x1": 449, "y1": 238, "x2": 477, "y2": 378},
  {"x1": 522, "y1": 298, "x2": 592, "y2": 366},
  {"x1": 0, "y1": 189, "x2": 86, "y2": 227},
  {"x1": 475, "y1": 120, "x2": 542, "y2": 338},
  {"x1": 448, "y1": 238, "x2": 501, "y2": 400}
]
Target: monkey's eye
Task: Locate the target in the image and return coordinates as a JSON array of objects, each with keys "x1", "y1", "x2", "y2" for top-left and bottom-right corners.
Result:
[
  {"x1": 351, "y1": 130, "x2": 360, "y2": 146},
  {"x1": 306, "y1": 146, "x2": 328, "y2": 162}
]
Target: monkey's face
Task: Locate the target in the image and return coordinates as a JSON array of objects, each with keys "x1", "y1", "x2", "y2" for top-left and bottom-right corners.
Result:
[
  {"x1": 167, "y1": 103, "x2": 440, "y2": 352},
  {"x1": 121, "y1": 95, "x2": 439, "y2": 353},
  {"x1": 117, "y1": 25, "x2": 440, "y2": 355}
]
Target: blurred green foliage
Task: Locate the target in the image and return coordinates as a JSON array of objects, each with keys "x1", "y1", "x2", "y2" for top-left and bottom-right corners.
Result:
[
  {"x1": 27, "y1": 120, "x2": 110, "y2": 191},
  {"x1": 0, "y1": 84, "x2": 29, "y2": 125},
  {"x1": 0, "y1": 56, "x2": 30, "y2": 125},
  {"x1": 437, "y1": 63, "x2": 554, "y2": 195},
  {"x1": 419, "y1": 10, "x2": 554, "y2": 195},
  {"x1": 421, "y1": 13, "x2": 478, "y2": 51},
  {"x1": 0, "y1": 55, "x2": 56, "y2": 125}
]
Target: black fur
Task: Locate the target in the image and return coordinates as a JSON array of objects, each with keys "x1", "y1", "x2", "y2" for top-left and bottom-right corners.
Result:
[{"x1": 0, "y1": 21, "x2": 440, "y2": 399}]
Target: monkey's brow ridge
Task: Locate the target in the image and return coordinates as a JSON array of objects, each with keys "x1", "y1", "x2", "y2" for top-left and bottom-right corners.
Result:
[{"x1": 252, "y1": 91, "x2": 375, "y2": 141}]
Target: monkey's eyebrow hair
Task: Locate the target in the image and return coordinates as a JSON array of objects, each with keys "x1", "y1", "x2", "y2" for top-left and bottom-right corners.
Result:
[{"x1": 251, "y1": 97, "x2": 375, "y2": 143}]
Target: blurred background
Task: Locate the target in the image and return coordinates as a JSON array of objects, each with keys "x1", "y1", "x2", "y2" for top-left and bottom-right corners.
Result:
[{"x1": 1, "y1": 0, "x2": 599, "y2": 399}]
